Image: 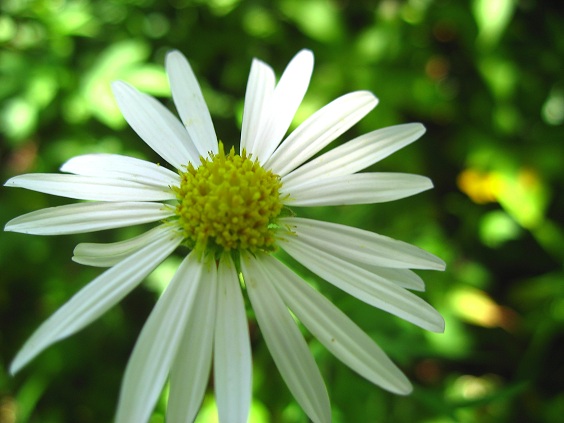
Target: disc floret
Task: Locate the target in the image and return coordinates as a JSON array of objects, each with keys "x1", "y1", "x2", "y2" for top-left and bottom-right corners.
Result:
[{"x1": 174, "y1": 143, "x2": 283, "y2": 254}]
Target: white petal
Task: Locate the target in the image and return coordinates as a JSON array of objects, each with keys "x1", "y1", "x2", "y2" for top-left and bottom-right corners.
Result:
[
  {"x1": 115, "y1": 252, "x2": 211, "y2": 423},
  {"x1": 243, "y1": 253, "x2": 331, "y2": 423},
  {"x1": 60, "y1": 153, "x2": 180, "y2": 188},
  {"x1": 252, "y1": 50, "x2": 314, "y2": 163},
  {"x1": 264, "y1": 91, "x2": 378, "y2": 177},
  {"x1": 10, "y1": 232, "x2": 182, "y2": 374},
  {"x1": 293, "y1": 231, "x2": 427, "y2": 292},
  {"x1": 112, "y1": 81, "x2": 200, "y2": 169},
  {"x1": 166, "y1": 50, "x2": 218, "y2": 157},
  {"x1": 263, "y1": 254, "x2": 412, "y2": 395},
  {"x1": 240, "y1": 58, "x2": 275, "y2": 155},
  {"x1": 283, "y1": 173, "x2": 433, "y2": 206},
  {"x1": 214, "y1": 255, "x2": 252, "y2": 423},
  {"x1": 5, "y1": 202, "x2": 175, "y2": 235},
  {"x1": 280, "y1": 217, "x2": 446, "y2": 270},
  {"x1": 167, "y1": 258, "x2": 217, "y2": 423},
  {"x1": 283, "y1": 123, "x2": 426, "y2": 186},
  {"x1": 350, "y1": 265, "x2": 426, "y2": 292},
  {"x1": 73, "y1": 224, "x2": 179, "y2": 267},
  {"x1": 5, "y1": 174, "x2": 176, "y2": 202},
  {"x1": 279, "y1": 235, "x2": 445, "y2": 333}
]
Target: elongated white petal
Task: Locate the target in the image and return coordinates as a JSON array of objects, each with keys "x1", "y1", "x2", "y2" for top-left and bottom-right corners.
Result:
[
  {"x1": 263, "y1": 254, "x2": 412, "y2": 395},
  {"x1": 61, "y1": 154, "x2": 180, "y2": 188},
  {"x1": 166, "y1": 51, "x2": 218, "y2": 157},
  {"x1": 112, "y1": 81, "x2": 200, "y2": 169},
  {"x1": 10, "y1": 232, "x2": 182, "y2": 374},
  {"x1": 283, "y1": 173, "x2": 433, "y2": 206},
  {"x1": 280, "y1": 235, "x2": 445, "y2": 333},
  {"x1": 5, "y1": 202, "x2": 174, "y2": 235},
  {"x1": 115, "y1": 252, "x2": 211, "y2": 423},
  {"x1": 168, "y1": 258, "x2": 217, "y2": 423},
  {"x1": 214, "y1": 255, "x2": 252, "y2": 423},
  {"x1": 252, "y1": 50, "x2": 314, "y2": 163},
  {"x1": 243, "y1": 253, "x2": 331, "y2": 423},
  {"x1": 296, "y1": 234, "x2": 427, "y2": 292},
  {"x1": 283, "y1": 123, "x2": 426, "y2": 186},
  {"x1": 5, "y1": 174, "x2": 175, "y2": 202},
  {"x1": 350, "y1": 265, "x2": 425, "y2": 291},
  {"x1": 280, "y1": 217, "x2": 445, "y2": 270},
  {"x1": 73, "y1": 224, "x2": 179, "y2": 267},
  {"x1": 240, "y1": 58, "x2": 275, "y2": 155},
  {"x1": 265, "y1": 91, "x2": 378, "y2": 177}
]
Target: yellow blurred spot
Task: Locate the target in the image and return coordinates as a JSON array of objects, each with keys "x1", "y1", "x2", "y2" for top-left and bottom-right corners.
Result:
[
  {"x1": 0, "y1": 396, "x2": 17, "y2": 423},
  {"x1": 448, "y1": 287, "x2": 517, "y2": 330},
  {"x1": 457, "y1": 169, "x2": 503, "y2": 204},
  {"x1": 459, "y1": 167, "x2": 548, "y2": 229},
  {"x1": 451, "y1": 374, "x2": 500, "y2": 400}
]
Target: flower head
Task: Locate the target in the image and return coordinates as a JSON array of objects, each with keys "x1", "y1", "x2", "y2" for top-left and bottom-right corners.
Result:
[{"x1": 5, "y1": 49, "x2": 445, "y2": 423}]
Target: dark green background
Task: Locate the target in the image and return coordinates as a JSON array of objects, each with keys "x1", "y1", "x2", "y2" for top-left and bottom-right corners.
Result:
[{"x1": 1, "y1": 0, "x2": 563, "y2": 422}]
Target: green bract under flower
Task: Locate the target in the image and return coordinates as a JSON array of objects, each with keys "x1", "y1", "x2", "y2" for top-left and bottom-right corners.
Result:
[{"x1": 174, "y1": 143, "x2": 283, "y2": 254}]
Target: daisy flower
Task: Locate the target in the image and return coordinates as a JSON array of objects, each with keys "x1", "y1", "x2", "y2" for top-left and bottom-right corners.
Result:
[{"x1": 5, "y1": 49, "x2": 445, "y2": 423}]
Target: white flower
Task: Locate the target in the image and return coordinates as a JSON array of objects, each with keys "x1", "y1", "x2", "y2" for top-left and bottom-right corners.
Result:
[{"x1": 5, "y1": 49, "x2": 445, "y2": 423}]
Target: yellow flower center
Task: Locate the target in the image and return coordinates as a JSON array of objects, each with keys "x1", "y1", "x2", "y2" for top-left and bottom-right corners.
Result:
[{"x1": 174, "y1": 143, "x2": 283, "y2": 254}]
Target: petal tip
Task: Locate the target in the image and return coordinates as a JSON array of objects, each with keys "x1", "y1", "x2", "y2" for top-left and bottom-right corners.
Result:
[
  {"x1": 165, "y1": 50, "x2": 187, "y2": 68},
  {"x1": 9, "y1": 351, "x2": 29, "y2": 376},
  {"x1": 296, "y1": 48, "x2": 315, "y2": 64},
  {"x1": 357, "y1": 90, "x2": 379, "y2": 107},
  {"x1": 396, "y1": 382, "x2": 414, "y2": 396},
  {"x1": 4, "y1": 217, "x2": 19, "y2": 232},
  {"x1": 428, "y1": 313, "x2": 446, "y2": 333},
  {"x1": 9, "y1": 362, "x2": 20, "y2": 376},
  {"x1": 432, "y1": 257, "x2": 447, "y2": 271},
  {"x1": 166, "y1": 49, "x2": 183, "y2": 58},
  {"x1": 414, "y1": 122, "x2": 426, "y2": 133},
  {"x1": 436, "y1": 320, "x2": 446, "y2": 334}
]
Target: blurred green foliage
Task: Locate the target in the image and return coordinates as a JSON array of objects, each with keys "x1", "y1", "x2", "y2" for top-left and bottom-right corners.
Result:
[{"x1": 1, "y1": 0, "x2": 563, "y2": 422}]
